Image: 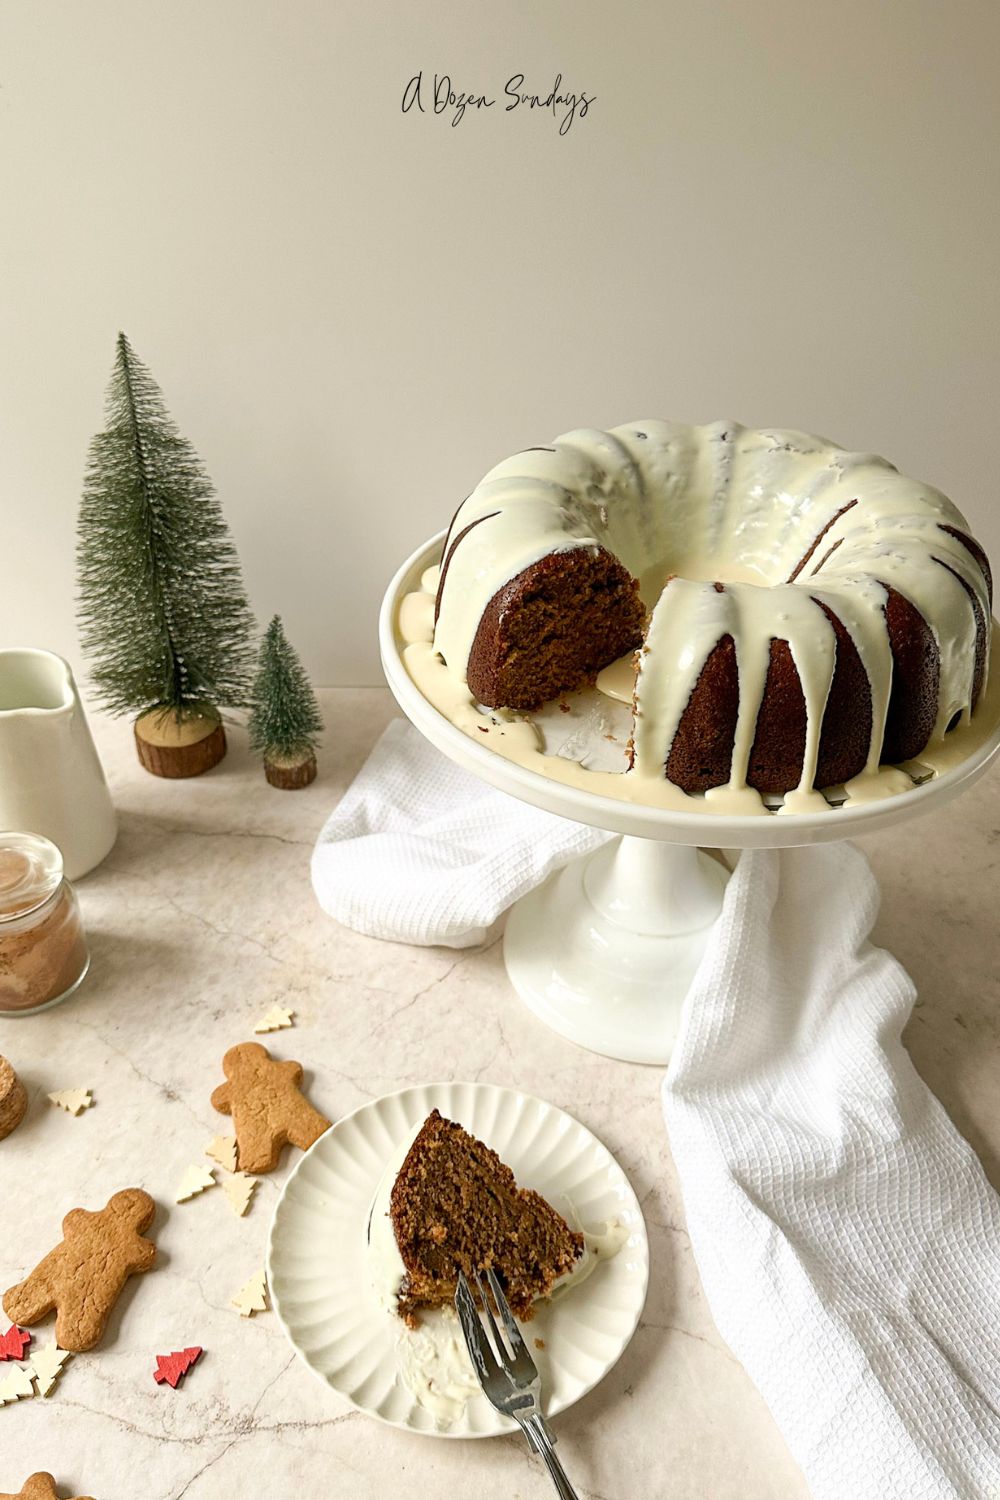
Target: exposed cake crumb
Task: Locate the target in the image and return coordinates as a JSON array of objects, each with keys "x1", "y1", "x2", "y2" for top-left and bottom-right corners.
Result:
[{"x1": 465, "y1": 550, "x2": 644, "y2": 710}]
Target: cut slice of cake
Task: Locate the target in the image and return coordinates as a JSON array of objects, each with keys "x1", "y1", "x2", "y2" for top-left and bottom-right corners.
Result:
[{"x1": 388, "y1": 1110, "x2": 584, "y2": 1325}]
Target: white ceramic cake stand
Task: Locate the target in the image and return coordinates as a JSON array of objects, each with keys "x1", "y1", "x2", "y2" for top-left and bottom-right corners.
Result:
[{"x1": 380, "y1": 534, "x2": 1000, "y2": 1064}]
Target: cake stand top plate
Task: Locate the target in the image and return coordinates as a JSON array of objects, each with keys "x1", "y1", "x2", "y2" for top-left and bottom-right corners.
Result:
[{"x1": 380, "y1": 533, "x2": 1000, "y2": 849}]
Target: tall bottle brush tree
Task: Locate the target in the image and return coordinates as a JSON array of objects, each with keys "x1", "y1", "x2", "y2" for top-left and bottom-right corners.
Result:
[
  {"x1": 249, "y1": 616, "x2": 323, "y2": 789},
  {"x1": 77, "y1": 333, "x2": 256, "y2": 777}
]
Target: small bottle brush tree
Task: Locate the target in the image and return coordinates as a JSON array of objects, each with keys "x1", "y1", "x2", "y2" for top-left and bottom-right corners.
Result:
[
  {"x1": 77, "y1": 333, "x2": 255, "y2": 777},
  {"x1": 249, "y1": 616, "x2": 323, "y2": 789}
]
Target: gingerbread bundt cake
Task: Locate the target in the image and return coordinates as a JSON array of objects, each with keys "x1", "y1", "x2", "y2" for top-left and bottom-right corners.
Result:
[{"x1": 432, "y1": 421, "x2": 993, "y2": 799}]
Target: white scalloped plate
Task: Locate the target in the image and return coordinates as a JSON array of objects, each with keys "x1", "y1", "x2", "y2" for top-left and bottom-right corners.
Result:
[{"x1": 266, "y1": 1081, "x2": 649, "y2": 1437}]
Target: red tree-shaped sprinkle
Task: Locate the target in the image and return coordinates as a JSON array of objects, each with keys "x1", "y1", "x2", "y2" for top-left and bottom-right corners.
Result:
[
  {"x1": 0, "y1": 1324, "x2": 31, "y2": 1360},
  {"x1": 153, "y1": 1346, "x2": 203, "y2": 1388}
]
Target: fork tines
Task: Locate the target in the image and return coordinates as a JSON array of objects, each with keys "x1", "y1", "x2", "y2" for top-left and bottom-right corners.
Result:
[
  {"x1": 481, "y1": 1270, "x2": 533, "y2": 1356},
  {"x1": 455, "y1": 1268, "x2": 539, "y2": 1413}
]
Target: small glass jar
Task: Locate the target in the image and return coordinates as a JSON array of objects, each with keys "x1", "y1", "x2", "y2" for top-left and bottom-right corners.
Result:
[{"x1": 0, "y1": 833, "x2": 90, "y2": 1016}]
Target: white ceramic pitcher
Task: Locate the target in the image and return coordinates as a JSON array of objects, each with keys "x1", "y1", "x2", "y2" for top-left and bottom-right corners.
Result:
[{"x1": 0, "y1": 649, "x2": 117, "y2": 879}]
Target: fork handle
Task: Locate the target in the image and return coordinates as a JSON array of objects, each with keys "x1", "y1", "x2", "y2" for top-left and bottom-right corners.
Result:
[{"x1": 522, "y1": 1415, "x2": 581, "y2": 1500}]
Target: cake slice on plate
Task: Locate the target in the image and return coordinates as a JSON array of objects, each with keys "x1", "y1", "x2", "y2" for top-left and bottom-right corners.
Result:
[{"x1": 388, "y1": 1110, "x2": 583, "y2": 1325}]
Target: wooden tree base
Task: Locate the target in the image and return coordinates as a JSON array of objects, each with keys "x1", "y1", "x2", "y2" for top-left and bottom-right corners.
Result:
[
  {"x1": 264, "y1": 752, "x2": 317, "y2": 790},
  {"x1": 134, "y1": 709, "x2": 227, "y2": 779}
]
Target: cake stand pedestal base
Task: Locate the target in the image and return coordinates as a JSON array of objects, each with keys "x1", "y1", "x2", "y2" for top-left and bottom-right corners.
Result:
[{"x1": 503, "y1": 836, "x2": 729, "y2": 1064}]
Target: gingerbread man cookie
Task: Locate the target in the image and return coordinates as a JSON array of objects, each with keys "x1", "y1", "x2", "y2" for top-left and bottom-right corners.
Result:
[
  {"x1": 3, "y1": 1189, "x2": 157, "y2": 1353},
  {"x1": 0, "y1": 1475, "x2": 93, "y2": 1500},
  {"x1": 211, "y1": 1043, "x2": 330, "y2": 1173},
  {"x1": 0, "y1": 1055, "x2": 27, "y2": 1142}
]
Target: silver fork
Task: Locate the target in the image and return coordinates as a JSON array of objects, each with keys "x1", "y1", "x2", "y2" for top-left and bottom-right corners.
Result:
[{"x1": 455, "y1": 1268, "x2": 581, "y2": 1500}]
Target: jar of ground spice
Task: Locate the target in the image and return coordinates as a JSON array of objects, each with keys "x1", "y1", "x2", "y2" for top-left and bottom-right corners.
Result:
[{"x1": 0, "y1": 833, "x2": 90, "y2": 1016}]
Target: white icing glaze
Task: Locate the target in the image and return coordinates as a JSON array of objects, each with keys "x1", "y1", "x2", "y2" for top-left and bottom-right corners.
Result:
[
  {"x1": 547, "y1": 1211, "x2": 630, "y2": 1302},
  {"x1": 400, "y1": 617, "x2": 1000, "y2": 814},
  {"x1": 397, "y1": 590, "x2": 435, "y2": 645},
  {"x1": 595, "y1": 653, "x2": 638, "y2": 704},
  {"x1": 431, "y1": 420, "x2": 991, "y2": 803}
]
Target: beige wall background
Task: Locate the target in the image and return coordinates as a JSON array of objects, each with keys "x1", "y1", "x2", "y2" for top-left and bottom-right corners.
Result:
[{"x1": 2, "y1": 0, "x2": 998, "y2": 689}]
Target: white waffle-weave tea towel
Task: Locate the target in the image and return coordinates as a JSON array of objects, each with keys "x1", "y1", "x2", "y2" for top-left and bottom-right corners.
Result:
[
  {"x1": 313, "y1": 719, "x2": 1000, "y2": 1495},
  {"x1": 311, "y1": 717, "x2": 611, "y2": 946},
  {"x1": 664, "y1": 841, "x2": 1000, "y2": 1500}
]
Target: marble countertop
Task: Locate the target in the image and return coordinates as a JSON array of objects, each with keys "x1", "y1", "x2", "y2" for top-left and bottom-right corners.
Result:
[{"x1": 2, "y1": 688, "x2": 998, "y2": 1500}]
